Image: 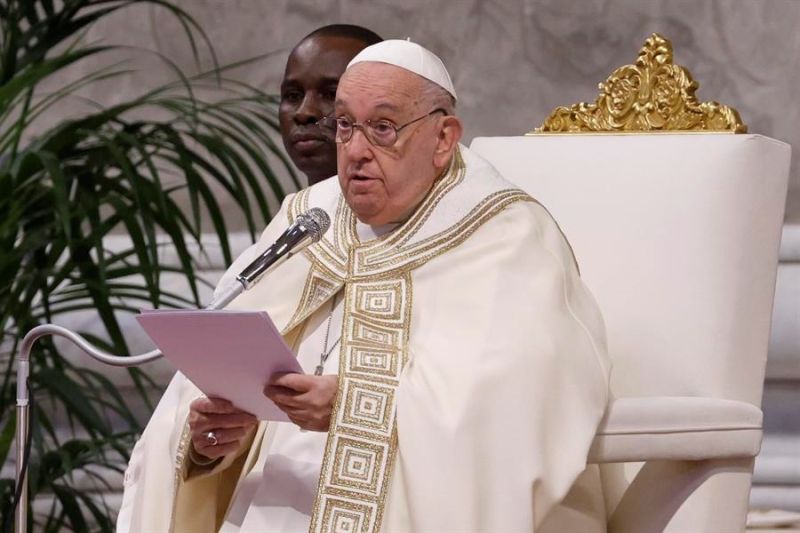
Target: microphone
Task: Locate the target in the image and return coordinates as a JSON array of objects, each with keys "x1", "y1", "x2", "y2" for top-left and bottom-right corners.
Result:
[{"x1": 208, "y1": 207, "x2": 330, "y2": 309}]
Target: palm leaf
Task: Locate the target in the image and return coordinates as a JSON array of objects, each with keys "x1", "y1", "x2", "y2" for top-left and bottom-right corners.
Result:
[{"x1": 1, "y1": 0, "x2": 296, "y2": 528}]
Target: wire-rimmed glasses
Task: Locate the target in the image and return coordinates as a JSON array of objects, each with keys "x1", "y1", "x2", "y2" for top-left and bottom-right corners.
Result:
[{"x1": 317, "y1": 108, "x2": 446, "y2": 147}]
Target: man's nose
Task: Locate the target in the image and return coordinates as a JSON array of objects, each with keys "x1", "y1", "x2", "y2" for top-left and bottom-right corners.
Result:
[
  {"x1": 343, "y1": 127, "x2": 374, "y2": 162},
  {"x1": 294, "y1": 93, "x2": 323, "y2": 124}
]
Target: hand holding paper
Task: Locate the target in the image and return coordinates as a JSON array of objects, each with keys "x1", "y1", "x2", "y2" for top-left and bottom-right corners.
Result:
[
  {"x1": 265, "y1": 373, "x2": 338, "y2": 431},
  {"x1": 188, "y1": 397, "x2": 257, "y2": 460}
]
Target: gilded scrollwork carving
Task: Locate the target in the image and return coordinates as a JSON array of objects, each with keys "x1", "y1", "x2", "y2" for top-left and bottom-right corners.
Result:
[{"x1": 534, "y1": 33, "x2": 746, "y2": 133}]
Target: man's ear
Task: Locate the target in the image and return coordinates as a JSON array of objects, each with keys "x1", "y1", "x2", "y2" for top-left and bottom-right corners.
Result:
[{"x1": 433, "y1": 115, "x2": 463, "y2": 169}]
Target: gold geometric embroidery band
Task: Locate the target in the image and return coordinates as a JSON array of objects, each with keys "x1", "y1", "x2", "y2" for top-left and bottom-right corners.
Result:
[{"x1": 309, "y1": 274, "x2": 411, "y2": 533}]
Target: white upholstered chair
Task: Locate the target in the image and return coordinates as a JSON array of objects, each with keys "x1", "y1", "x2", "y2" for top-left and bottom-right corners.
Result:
[
  {"x1": 470, "y1": 33, "x2": 791, "y2": 532},
  {"x1": 469, "y1": 132, "x2": 790, "y2": 532}
]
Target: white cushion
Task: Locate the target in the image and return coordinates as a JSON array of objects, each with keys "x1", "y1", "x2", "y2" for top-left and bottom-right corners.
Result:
[
  {"x1": 589, "y1": 397, "x2": 763, "y2": 463},
  {"x1": 470, "y1": 134, "x2": 790, "y2": 405}
]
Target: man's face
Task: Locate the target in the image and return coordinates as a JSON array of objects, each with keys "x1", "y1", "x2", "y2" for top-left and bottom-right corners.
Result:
[
  {"x1": 335, "y1": 63, "x2": 445, "y2": 226},
  {"x1": 279, "y1": 35, "x2": 367, "y2": 186}
]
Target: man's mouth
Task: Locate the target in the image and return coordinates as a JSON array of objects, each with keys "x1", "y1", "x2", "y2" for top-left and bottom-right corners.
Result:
[
  {"x1": 291, "y1": 133, "x2": 330, "y2": 153},
  {"x1": 347, "y1": 173, "x2": 379, "y2": 191}
]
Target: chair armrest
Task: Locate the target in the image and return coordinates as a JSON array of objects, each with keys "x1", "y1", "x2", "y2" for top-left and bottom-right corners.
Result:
[{"x1": 588, "y1": 397, "x2": 763, "y2": 463}]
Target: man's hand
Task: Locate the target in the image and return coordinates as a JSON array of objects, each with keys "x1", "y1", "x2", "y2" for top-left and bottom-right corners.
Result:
[
  {"x1": 264, "y1": 373, "x2": 338, "y2": 431},
  {"x1": 188, "y1": 397, "x2": 257, "y2": 461}
]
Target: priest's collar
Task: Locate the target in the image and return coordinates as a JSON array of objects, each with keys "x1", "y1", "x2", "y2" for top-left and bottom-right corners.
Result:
[{"x1": 355, "y1": 220, "x2": 400, "y2": 243}]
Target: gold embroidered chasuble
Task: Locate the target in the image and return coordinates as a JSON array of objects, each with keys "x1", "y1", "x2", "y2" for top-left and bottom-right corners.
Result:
[
  {"x1": 117, "y1": 145, "x2": 610, "y2": 533},
  {"x1": 275, "y1": 149, "x2": 531, "y2": 532}
]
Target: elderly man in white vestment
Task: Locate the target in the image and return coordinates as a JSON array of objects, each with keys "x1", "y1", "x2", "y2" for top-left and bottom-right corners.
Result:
[{"x1": 117, "y1": 40, "x2": 610, "y2": 533}]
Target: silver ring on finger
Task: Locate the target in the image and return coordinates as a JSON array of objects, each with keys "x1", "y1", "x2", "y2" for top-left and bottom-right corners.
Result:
[{"x1": 206, "y1": 431, "x2": 219, "y2": 446}]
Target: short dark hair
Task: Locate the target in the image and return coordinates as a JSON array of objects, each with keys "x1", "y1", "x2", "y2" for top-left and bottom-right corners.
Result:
[{"x1": 301, "y1": 24, "x2": 382, "y2": 47}]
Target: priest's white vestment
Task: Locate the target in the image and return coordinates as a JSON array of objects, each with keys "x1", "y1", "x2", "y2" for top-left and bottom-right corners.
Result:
[{"x1": 117, "y1": 145, "x2": 610, "y2": 532}]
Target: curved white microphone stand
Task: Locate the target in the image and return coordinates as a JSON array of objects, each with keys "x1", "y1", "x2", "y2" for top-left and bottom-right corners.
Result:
[{"x1": 13, "y1": 208, "x2": 329, "y2": 533}]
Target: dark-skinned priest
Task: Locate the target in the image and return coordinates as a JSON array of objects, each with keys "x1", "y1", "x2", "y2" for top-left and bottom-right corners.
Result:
[{"x1": 117, "y1": 40, "x2": 610, "y2": 533}]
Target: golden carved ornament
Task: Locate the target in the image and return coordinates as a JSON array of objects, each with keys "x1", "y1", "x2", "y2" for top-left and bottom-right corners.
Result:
[{"x1": 533, "y1": 33, "x2": 747, "y2": 134}]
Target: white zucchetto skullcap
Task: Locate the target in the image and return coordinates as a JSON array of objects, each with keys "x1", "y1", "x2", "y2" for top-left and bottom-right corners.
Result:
[{"x1": 346, "y1": 39, "x2": 457, "y2": 101}]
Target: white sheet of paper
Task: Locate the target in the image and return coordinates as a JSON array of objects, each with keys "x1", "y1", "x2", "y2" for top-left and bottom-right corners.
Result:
[{"x1": 136, "y1": 309, "x2": 302, "y2": 421}]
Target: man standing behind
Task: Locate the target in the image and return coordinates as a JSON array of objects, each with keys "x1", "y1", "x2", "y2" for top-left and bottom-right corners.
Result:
[{"x1": 279, "y1": 25, "x2": 381, "y2": 186}]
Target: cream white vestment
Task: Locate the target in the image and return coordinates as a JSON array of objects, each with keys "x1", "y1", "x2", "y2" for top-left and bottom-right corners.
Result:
[{"x1": 117, "y1": 145, "x2": 610, "y2": 533}]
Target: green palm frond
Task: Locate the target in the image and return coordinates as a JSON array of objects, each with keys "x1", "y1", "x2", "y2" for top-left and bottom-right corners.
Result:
[{"x1": 0, "y1": 1, "x2": 295, "y2": 530}]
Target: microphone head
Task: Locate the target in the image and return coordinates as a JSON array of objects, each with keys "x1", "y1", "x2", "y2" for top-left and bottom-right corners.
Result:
[{"x1": 298, "y1": 208, "x2": 330, "y2": 242}]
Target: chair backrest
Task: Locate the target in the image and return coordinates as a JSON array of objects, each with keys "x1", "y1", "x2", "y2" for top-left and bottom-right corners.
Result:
[{"x1": 470, "y1": 133, "x2": 790, "y2": 531}]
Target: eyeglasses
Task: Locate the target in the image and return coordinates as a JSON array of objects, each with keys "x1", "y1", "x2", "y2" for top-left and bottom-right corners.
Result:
[{"x1": 316, "y1": 108, "x2": 446, "y2": 147}]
